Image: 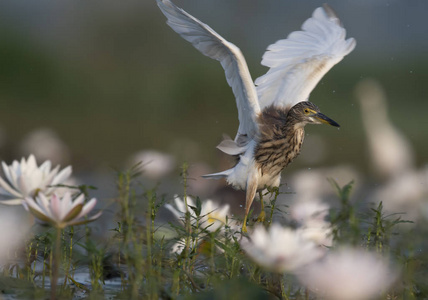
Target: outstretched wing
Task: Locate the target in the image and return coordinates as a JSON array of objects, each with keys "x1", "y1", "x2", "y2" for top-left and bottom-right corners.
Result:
[
  {"x1": 255, "y1": 4, "x2": 356, "y2": 110},
  {"x1": 157, "y1": 0, "x2": 261, "y2": 142}
]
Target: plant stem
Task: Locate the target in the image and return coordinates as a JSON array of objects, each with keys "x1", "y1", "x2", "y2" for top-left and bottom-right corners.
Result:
[
  {"x1": 63, "y1": 227, "x2": 74, "y2": 288},
  {"x1": 27, "y1": 241, "x2": 33, "y2": 282},
  {"x1": 51, "y1": 227, "x2": 62, "y2": 300},
  {"x1": 267, "y1": 188, "x2": 279, "y2": 228},
  {"x1": 146, "y1": 195, "x2": 153, "y2": 299},
  {"x1": 280, "y1": 275, "x2": 289, "y2": 300},
  {"x1": 32, "y1": 240, "x2": 39, "y2": 283},
  {"x1": 210, "y1": 233, "x2": 215, "y2": 275},
  {"x1": 42, "y1": 242, "x2": 48, "y2": 288},
  {"x1": 181, "y1": 163, "x2": 192, "y2": 275}
]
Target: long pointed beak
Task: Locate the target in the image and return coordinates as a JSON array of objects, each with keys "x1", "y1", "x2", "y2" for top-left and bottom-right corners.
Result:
[{"x1": 314, "y1": 112, "x2": 340, "y2": 127}]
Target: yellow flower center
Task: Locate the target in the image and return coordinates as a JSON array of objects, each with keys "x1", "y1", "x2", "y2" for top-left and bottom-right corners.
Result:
[{"x1": 207, "y1": 212, "x2": 225, "y2": 224}]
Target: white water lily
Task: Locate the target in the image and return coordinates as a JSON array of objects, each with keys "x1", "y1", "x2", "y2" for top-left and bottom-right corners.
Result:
[
  {"x1": 290, "y1": 200, "x2": 333, "y2": 247},
  {"x1": 0, "y1": 210, "x2": 28, "y2": 264},
  {"x1": 290, "y1": 200, "x2": 329, "y2": 226},
  {"x1": 241, "y1": 224, "x2": 324, "y2": 273},
  {"x1": 23, "y1": 192, "x2": 101, "y2": 229},
  {"x1": 297, "y1": 224, "x2": 333, "y2": 248},
  {"x1": 165, "y1": 195, "x2": 234, "y2": 232},
  {"x1": 167, "y1": 196, "x2": 239, "y2": 255},
  {"x1": 297, "y1": 247, "x2": 398, "y2": 300},
  {"x1": 0, "y1": 155, "x2": 72, "y2": 205}
]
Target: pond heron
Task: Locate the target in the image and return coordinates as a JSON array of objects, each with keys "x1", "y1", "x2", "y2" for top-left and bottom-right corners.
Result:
[{"x1": 157, "y1": 0, "x2": 355, "y2": 232}]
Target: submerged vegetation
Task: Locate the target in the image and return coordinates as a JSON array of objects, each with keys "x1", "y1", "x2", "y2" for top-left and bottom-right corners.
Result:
[{"x1": 0, "y1": 156, "x2": 426, "y2": 300}]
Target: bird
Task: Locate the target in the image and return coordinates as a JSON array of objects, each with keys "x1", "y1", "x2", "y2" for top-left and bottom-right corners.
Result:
[
  {"x1": 157, "y1": 0, "x2": 355, "y2": 232},
  {"x1": 355, "y1": 79, "x2": 413, "y2": 180}
]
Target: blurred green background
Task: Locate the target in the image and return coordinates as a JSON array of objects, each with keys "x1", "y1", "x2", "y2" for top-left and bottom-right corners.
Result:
[{"x1": 0, "y1": 0, "x2": 426, "y2": 176}]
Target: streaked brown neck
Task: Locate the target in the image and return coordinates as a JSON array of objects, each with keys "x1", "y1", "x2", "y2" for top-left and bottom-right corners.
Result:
[{"x1": 254, "y1": 106, "x2": 305, "y2": 176}]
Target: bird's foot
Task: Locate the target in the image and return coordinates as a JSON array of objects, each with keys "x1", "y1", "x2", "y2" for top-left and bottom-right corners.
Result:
[
  {"x1": 242, "y1": 222, "x2": 248, "y2": 233},
  {"x1": 255, "y1": 210, "x2": 266, "y2": 223},
  {"x1": 241, "y1": 214, "x2": 249, "y2": 233}
]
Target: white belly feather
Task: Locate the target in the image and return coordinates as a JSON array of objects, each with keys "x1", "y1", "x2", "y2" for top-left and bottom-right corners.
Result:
[{"x1": 225, "y1": 140, "x2": 281, "y2": 191}]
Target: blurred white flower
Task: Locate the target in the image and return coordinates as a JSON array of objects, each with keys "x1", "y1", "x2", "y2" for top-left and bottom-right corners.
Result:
[
  {"x1": 297, "y1": 225, "x2": 333, "y2": 248},
  {"x1": 290, "y1": 200, "x2": 333, "y2": 247},
  {"x1": 128, "y1": 150, "x2": 175, "y2": 180},
  {"x1": 290, "y1": 199, "x2": 329, "y2": 226},
  {"x1": 290, "y1": 165, "x2": 360, "y2": 203},
  {"x1": 19, "y1": 128, "x2": 71, "y2": 166},
  {"x1": 167, "y1": 196, "x2": 239, "y2": 255},
  {"x1": 0, "y1": 209, "x2": 28, "y2": 264},
  {"x1": 241, "y1": 224, "x2": 324, "y2": 273},
  {"x1": 23, "y1": 192, "x2": 101, "y2": 229},
  {"x1": 298, "y1": 248, "x2": 398, "y2": 300},
  {"x1": 170, "y1": 238, "x2": 186, "y2": 254},
  {"x1": 165, "y1": 195, "x2": 233, "y2": 232},
  {"x1": 372, "y1": 169, "x2": 428, "y2": 221},
  {"x1": 0, "y1": 155, "x2": 72, "y2": 205}
]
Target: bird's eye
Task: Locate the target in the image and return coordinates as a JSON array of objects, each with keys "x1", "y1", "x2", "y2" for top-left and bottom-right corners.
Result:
[{"x1": 304, "y1": 108, "x2": 309, "y2": 114}]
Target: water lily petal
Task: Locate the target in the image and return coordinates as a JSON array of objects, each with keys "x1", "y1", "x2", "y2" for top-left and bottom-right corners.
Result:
[
  {"x1": 0, "y1": 198, "x2": 23, "y2": 205},
  {"x1": 71, "y1": 194, "x2": 85, "y2": 207},
  {"x1": 19, "y1": 156, "x2": 25, "y2": 168},
  {"x1": 174, "y1": 196, "x2": 187, "y2": 213},
  {"x1": 24, "y1": 197, "x2": 45, "y2": 214},
  {"x1": 8, "y1": 164, "x2": 20, "y2": 191},
  {"x1": 41, "y1": 165, "x2": 60, "y2": 192},
  {"x1": 17, "y1": 176, "x2": 31, "y2": 197},
  {"x1": 38, "y1": 193, "x2": 54, "y2": 219},
  {"x1": 28, "y1": 205, "x2": 53, "y2": 224},
  {"x1": 39, "y1": 160, "x2": 52, "y2": 173},
  {"x1": 0, "y1": 176, "x2": 22, "y2": 198},
  {"x1": 60, "y1": 192, "x2": 74, "y2": 219},
  {"x1": 67, "y1": 211, "x2": 102, "y2": 226},
  {"x1": 50, "y1": 194, "x2": 63, "y2": 221},
  {"x1": 164, "y1": 204, "x2": 183, "y2": 219},
  {"x1": 66, "y1": 194, "x2": 85, "y2": 219},
  {"x1": 24, "y1": 197, "x2": 53, "y2": 224},
  {"x1": 27, "y1": 155, "x2": 37, "y2": 170},
  {"x1": 51, "y1": 166, "x2": 72, "y2": 186},
  {"x1": 2, "y1": 162, "x2": 14, "y2": 187},
  {"x1": 73, "y1": 198, "x2": 97, "y2": 221},
  {"x1": 63, "y1": 204, "x2": 83, "y2": 222}
]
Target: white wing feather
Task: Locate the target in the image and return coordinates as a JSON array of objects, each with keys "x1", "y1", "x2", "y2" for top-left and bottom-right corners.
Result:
[
  {"x1": 157, "y1": 0, "x2": 261, "y2": 141},
  {"x1": 255, "y1": 4, "x2": 356, "y2": 110}
]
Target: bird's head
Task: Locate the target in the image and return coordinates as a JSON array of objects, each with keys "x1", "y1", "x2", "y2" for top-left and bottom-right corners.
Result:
[{"x1": 288, "y1": 102, "x2": 340, "y2": 128}]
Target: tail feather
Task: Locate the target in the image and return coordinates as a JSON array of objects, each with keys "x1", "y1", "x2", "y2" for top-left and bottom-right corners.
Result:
[
  {"x1": 202, "y1": 169, "x2": 233, "y2": 180},
  {"x1": 216, "y1": 134, "x2": 246, "y2": 156}
]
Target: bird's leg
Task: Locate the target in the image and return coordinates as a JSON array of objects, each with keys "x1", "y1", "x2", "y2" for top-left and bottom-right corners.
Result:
[
  {"x1": 242, "y1": 214, "x2": 248, "y2": 233},
  {"x1": 242, "y1": 172, "x2": 258, "y2": 233},
  {"x1": 256, "y1": 190, "x2": 266, "y2": 223}
]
